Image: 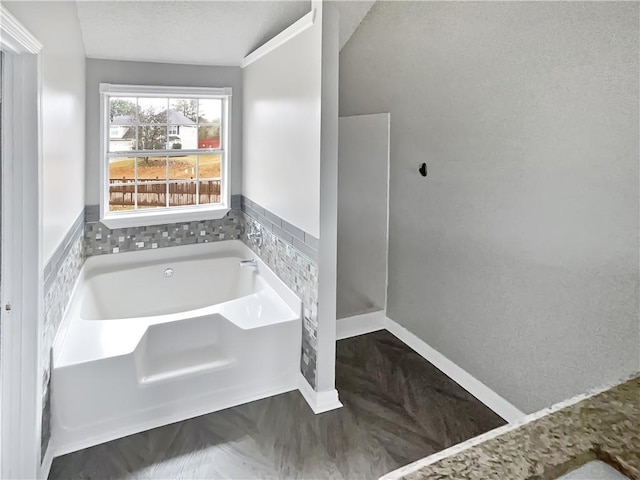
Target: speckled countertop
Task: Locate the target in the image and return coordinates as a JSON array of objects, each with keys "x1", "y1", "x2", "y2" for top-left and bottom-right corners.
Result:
[{"x1": 383, "y1": 375, "x2": 640, "y2": 480}]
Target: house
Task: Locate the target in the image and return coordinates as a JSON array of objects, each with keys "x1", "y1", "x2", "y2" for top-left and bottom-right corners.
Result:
[
  {"x1": 109, "y1": 109, "x2": 198, "y2": 151},
  {"x1": 108, "y1": 115, "x2": 135, "y2": 152}
]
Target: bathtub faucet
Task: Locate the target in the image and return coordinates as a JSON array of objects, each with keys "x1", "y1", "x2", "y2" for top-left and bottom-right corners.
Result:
[{"x1": 240, "y1": 259, "x2": 258, "y2": 268}]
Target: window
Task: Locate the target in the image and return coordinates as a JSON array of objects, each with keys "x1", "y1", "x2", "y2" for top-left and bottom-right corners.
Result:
[{"x1": 99, "y1": 83, "x2": 232, "y2": 227}]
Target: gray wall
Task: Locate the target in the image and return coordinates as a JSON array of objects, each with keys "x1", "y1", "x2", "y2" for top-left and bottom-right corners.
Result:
[
  {"x1": 85, "y1": 59, "x2": 243, "y2": 205},
  {"x1": 340, "y1": 1, "x2": 640, "y2": 413},
  {"x1": 337, "y1": 114, "x2": 389, "y2": 319}
]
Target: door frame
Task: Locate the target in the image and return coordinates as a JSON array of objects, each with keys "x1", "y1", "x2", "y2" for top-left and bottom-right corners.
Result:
[{"x1": 0, "y1": 6, "x2": 43, "y2": 479}]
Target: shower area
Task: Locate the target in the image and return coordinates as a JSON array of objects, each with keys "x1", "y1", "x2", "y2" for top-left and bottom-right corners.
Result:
[{"x1": 337, "y1": 113, "x2": 390, "y2": 322}]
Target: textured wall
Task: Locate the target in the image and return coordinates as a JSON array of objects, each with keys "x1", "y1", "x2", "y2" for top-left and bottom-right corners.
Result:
[
  {"x1": 340, "y1": 1, "x2": 640, "y2": 413},
  {"x1": 337, "y1": 114, "x2": 389, "y2": 319}
]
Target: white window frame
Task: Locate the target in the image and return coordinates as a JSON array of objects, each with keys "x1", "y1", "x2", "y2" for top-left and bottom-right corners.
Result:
[{"x1": 99, "y1": 83, "x2": 232, "y2": 228}]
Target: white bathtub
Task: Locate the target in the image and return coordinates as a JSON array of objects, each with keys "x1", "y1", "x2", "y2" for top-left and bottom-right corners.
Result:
[{"x1": 51, "y1": 240, "x2": 302, "y2": 456}]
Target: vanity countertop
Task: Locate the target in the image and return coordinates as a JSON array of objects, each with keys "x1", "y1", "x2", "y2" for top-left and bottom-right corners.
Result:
[{"x1": 383, "y1": 375, "x2": 640, "y2": 480}]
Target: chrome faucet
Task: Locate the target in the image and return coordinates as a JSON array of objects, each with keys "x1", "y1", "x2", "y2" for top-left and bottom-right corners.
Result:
[
  {"x1": 240, "y1": 259, "x2": 258, "y2": 268},
  {"x1": 247, "y1": 223, "x2": 263, "y2": 247}
]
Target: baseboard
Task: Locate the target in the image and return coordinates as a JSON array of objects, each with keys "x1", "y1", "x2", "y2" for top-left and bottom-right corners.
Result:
[
  {"x1": 383, "y1": 316, "x2": 526, "y2": 424},
  {"x1": 297, "y1": 373, "x2": 343, "y2": 414},
  {"x1": 336, "y1": 310, "x2": 385, "y2": 340},
  {"x1": 39, "y1": 444, "x2": 54, "y2": 480}
]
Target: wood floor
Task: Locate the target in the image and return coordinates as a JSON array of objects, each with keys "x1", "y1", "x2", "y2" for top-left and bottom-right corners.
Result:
[{"x1": 49, "y1": 331, "x2": 505, "y2": 480}]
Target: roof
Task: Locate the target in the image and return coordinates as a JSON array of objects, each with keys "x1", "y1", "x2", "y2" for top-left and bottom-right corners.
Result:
[
  {"x1": 167, "y1": 109, "x2": 195, "y2": 125},
  {"x1": 112, "y1": 115, "x2": 134, "y2": 125}
]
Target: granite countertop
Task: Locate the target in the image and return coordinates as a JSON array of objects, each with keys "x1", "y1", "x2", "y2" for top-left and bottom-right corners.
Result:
[{"x1": 383, "y1": 375, "x2": 640, "y2": 480}]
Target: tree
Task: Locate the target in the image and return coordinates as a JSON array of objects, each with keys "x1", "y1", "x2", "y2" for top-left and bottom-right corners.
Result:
[
  {"x1": 109, "y1": 99, "x2": 136, "y2": 121},
  {"x1": 137, "y1": 109, "x2": 167, "y2": 164},
  {"x1": 171, "y1": 99, "x2": 198, "y2": 122}
]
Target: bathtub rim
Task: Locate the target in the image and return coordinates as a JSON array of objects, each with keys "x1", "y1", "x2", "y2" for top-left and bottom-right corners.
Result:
[
  {"x1": 80, "y1": 255, "x2": 269, "y2": 321},
  {"x1": 52, "y1": 240, "x2": 302, "y2": 364}
]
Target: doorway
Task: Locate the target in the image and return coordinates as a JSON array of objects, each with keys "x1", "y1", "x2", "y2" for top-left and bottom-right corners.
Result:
[
  {"x1": 336, "y1": 113, "x2": 390, "y2": 320},
  {"x1": 0, "y1": 7, "x2": 43, "y2": 479}
]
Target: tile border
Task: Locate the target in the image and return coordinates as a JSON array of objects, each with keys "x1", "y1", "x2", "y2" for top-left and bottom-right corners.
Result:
[
  {"x1": 240, "y1": 195, "x2": 319, "y2": 261},
  {"x1": 43, "y1": 209, "x2": 85, "y2": 294}
]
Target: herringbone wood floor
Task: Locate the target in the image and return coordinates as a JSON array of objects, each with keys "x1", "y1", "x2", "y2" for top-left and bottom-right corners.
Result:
[{"x1": 49, "y1": 331, "x2": 505, "y2": 479}]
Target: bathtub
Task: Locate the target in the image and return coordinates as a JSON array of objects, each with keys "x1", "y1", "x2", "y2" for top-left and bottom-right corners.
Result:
[{"x1": 51, "y1": 240, "x2": 302, "y2": 456}]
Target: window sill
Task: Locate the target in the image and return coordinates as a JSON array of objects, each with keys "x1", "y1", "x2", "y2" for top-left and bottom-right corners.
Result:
[{"x1": 100, "y1": 205, "x2": 231, "y2": 229}]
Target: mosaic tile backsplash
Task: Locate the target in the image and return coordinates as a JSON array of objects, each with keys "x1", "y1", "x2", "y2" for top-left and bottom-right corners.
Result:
[
  {"x1": 42, "y1": 212, "x2": 85, "y2": 458},
  {"x1": 85, "y1": 210, "x2": 243, "y2": 256},
  {"x1": 241, "y1": 211, "x2": 319, "y2": 389}
]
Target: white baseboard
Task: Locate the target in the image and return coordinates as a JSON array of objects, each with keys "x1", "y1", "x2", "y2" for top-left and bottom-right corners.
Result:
[
  {"x1": 39, "y1": 445, "x2": 54, "y2": 480},
  {"x1": 335, "y1": 311, "x2": 524, "y2": 422},
  {"x1": 383, "y1": 316, "x2": 526, "y2": 424},
  {"x1": 336, "y1": 310, "x2": 385, "y2": 340},
  {"x1": 297, "y1": 373, "x2": 343, "y2": 414}
]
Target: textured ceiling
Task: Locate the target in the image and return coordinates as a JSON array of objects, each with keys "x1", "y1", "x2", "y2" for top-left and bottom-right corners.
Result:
[
  {"x1": 75, "y1": 1, "x2": 312, "y2": 66},
  {"x1": 75, "y1": 1, "x2": 375, "y2": 66}
]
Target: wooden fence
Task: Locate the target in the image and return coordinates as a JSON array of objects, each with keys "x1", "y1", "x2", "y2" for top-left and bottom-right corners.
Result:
[{"x1": 109, "y1": 179, "x2": 221, "y2": 207}]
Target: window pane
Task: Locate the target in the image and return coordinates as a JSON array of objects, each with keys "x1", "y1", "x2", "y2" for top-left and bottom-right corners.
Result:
[
  {"x1": 169, "y1": 182, "x2": 197, "y2": 207},
  {"x1": 137, "y1": 156, "x2": 166, "y2": 181},
  {"x1": 137, "y1": 125, "x2": 167, "y2": 151},
  {"x1": 138, "y1": 97, "x2": 168, "y2": 123},
  {"x1": 109, "y1": 97, "x2": 136, "y2": 124},
  {"x1": 198, "y1": 125, "x2": 220, "y2": 149},
  {"x1": 104, "y1": 90, "x2": 228, "y2": 217},
  {"x1": 168, "y1": 155, "x2": 197, "y2": 181},
  {"x1": 199, "y1": 180, "x2": 221, "y2": 205},
  {"x1": 167, "y1": 124, "x2": 197, "y2": 150},
  {"x1": 198, "y1": 154, "x2": 221, "y2": 179},
  {"x1": 169, "y1": 99, "x2": 198, "y2": 123},
  {"x1": 108, "y1": 184, "x2": 135, "y2": 211},
  {"x1": 137, "y1": 183, "x2": 166, "y2": 209},
  {"x1": 109, "y1": 157, "x2": 135, "y2": 183},
  {"x1": 198, "y1": 99, "x2": 221, "y2": 123}
]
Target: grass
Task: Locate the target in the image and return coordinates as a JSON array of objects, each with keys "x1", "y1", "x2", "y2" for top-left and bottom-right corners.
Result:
[{"x1": 109, "y1": 155, "x2": 221, "y2": 181}]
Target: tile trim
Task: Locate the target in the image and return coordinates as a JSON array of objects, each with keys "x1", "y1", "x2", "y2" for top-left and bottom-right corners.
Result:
[
  {"x1": 240, "y1": 195, "x2": 318, "y2": 261},
  {"x1": 44, "y1": 209, "x2": 85, "y2": 293}
]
